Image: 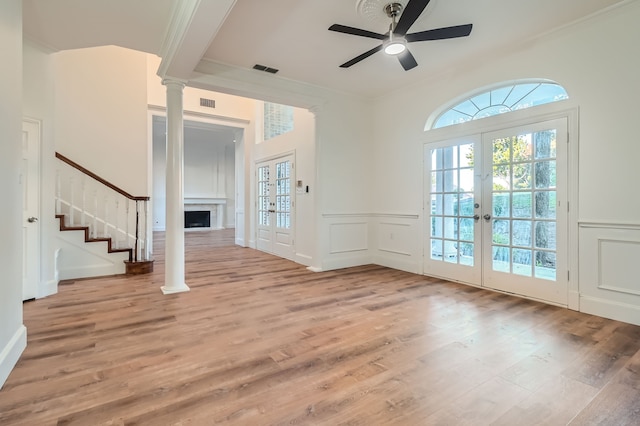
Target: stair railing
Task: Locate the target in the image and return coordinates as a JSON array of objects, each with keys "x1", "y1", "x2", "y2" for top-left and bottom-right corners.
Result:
[{"x1": 55, "y1": 152, "x2": 151, "y2": 262}]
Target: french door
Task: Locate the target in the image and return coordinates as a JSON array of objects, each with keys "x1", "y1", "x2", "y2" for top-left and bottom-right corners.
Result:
[
  {"x1": 256, "y1": 155, "x2": 295, "y2": 259},
  {"x1": 425, "y1": 118, "x2": 568, "y2": 305}
]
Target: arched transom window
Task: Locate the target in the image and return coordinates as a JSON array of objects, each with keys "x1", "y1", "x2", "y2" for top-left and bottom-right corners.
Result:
[{"x1": 430, "y1": 81, "x2": 569, "y2": 130}]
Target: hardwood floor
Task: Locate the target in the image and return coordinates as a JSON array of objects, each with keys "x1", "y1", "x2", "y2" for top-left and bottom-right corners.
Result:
[{"x1": 1, "y1": 229, "x2": 639, "y2": 425}]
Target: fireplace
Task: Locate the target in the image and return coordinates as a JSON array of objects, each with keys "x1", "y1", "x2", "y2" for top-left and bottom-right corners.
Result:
[
  {"x1": 184, "y1": 210, "x2": 210, "y2": 229},
  {"x1": 183, "y1": 198, "x2": 226, "y2": 230}
]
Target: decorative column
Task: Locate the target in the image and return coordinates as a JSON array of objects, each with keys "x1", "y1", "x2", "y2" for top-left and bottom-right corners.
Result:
[{"x1": 161, "y1": 79, "x2": 190, "y2": 294}]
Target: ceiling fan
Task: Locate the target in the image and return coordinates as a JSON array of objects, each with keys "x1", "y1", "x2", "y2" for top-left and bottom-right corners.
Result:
[{"x1": 328, "y1": 0, "x2": 472, "y2": 71}]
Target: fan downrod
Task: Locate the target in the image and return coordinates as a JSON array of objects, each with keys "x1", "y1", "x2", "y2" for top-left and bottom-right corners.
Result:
[{"x1": 384, "y1": 3, "x2": 403, "y2": 19}]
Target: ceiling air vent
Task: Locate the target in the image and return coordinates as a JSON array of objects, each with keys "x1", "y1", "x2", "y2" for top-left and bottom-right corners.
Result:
[
  {"x1": 200, "y1": 98, "x2": 215, "y2": 108},
  {"x1": 253, "y1": 64, "x2": 279, "y2": 74}
]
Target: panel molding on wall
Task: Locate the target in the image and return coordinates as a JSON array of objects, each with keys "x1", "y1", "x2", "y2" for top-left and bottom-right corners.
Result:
[
  {"x1": 579, "y1": 222, "x2": 640, "y2": 326},
  {"x1": 320, "y1": 214, "x2": 370, "y2": 271}
]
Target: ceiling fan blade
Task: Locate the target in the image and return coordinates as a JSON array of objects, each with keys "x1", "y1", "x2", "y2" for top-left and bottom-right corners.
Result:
[
  {"x1": 394, "y1": 0, "x2": 431, "y2": 35},
  {"x1": 398, "y1": 49, "x2": 418, "y2": 71},
  {"x1": 329, "y1": 24, "x2": 386, "y2": 40},
  {"x1": 406, "y1": 24, "x2": 473, "y2": 42},
  {"x1": 340, "y1": 44, "x2": 384, "y2": 68}
]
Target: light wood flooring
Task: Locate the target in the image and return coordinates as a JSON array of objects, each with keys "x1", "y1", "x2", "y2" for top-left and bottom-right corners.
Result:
[{"x1": 1, "y1": 229, "x2": 639, "y2": 425}]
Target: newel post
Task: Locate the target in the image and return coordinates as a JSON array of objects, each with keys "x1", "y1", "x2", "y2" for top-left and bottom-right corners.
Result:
[{"x1": 161, "y1": 78, "x2": 190, "y2": 294}]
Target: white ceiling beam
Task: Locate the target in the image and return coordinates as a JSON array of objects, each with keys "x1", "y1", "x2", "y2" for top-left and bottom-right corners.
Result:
[{"x1": 158, "y1": 0, "x2": 236, "y2": 81}]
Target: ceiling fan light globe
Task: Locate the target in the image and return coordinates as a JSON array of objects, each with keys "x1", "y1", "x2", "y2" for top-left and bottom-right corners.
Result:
[{"x1": 384, "y1": 40, "x2": 406, "y2": 55}]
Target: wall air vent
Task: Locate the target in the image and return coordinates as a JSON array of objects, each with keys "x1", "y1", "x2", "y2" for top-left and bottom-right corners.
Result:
[
  {"x1": 253, "y1": 64, "x2": 279, "y2": 74},
  {"x1": 200, "y1": 98, "x2": 215, "y2": 108}
]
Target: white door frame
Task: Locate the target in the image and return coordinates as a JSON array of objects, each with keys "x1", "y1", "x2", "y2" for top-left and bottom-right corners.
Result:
[{"x1": 423, "y1": 103, "x2": 579, "y2": 309}]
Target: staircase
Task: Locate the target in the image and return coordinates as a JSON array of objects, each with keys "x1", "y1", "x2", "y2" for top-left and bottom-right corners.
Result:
[{"x1": 55, "y1": 152, "x2": 153, "y2": 279}]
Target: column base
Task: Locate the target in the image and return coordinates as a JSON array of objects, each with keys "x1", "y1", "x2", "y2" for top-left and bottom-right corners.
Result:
[{"x1": 161, "y1": 284, "x2": 190, "y2": 295}]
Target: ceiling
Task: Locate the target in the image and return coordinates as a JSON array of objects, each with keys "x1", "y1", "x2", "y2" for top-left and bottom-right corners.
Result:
[{"x1": 23, "y1": 0, "x2": 626, "y2": 99}]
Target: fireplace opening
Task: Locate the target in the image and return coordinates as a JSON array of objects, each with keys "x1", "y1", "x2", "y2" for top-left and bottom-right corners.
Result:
[{"x1": 185, "y1": 210, "x2": 210, "y2": 229}]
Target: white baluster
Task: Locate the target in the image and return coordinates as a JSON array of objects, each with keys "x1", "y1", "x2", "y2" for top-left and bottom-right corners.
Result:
[
  {"x1": 92, "y1": 190, "x2": 98, "y2": 238},
  {"x1": 104, "y1": 194, "x2": 109, "y2": 238},
  {"x1": 114, "y1": 199, "x2": 120, "y2": 249},
  {"x1": 125, "y1": 199, "x2": 130, "y2": 250},
  {"x1": 69, "y1": 176, "x2": 75, "y2": 226},
  {"x1": 56, "y1": 169, "x2": 61, "y2": 214},
  {"x1": 80, "y1": 175, "x2": 86, "y2": 225},
  {"x1": 144, "y1": 200, "x2": 150, "y2": 260}
]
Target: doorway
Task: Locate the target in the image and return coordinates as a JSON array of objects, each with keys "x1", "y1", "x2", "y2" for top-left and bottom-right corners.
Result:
[{"x1": 425, "y1": 117, "x2": 568, "y2": 305}]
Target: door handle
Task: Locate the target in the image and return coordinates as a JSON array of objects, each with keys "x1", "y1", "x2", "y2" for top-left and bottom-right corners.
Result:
[
  {"x1": 483, "y1": 214, "x2": 491, "y2": 222},
  {"x1": 27, "y1": 217, "x2": 38, "y2": 223},
  {"x1": 473, "y1": 214, "x2": 480, "y2": 221},
  {"x1": 268, "y1": 210, "x2": 275, "y2": 213}
]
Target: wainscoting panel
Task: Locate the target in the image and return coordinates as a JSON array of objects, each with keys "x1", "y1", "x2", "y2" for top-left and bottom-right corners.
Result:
[
  {"x1": 579, "y1": 223, "x2": 640, "y2": 326},
  {"x1": 320, "y1": 215, "x2": 371, "y2": 271},
  {"x1": 329, "y1": 222, "x2": 368, "y2": 253},
  {"x1": 372, "y1": 214, "x2": 422, "y2": 274}
]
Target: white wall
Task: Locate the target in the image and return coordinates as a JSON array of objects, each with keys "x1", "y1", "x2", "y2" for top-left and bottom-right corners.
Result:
[
  {"x1": 0, "y1": 0, "x2": 27, "y2": 389},
  {"x1": 53, "y1": 46, "x2": 149, "y2": 195},
  {"x1": 370, "y1": 2, "x2": 640, "y2": 325}
]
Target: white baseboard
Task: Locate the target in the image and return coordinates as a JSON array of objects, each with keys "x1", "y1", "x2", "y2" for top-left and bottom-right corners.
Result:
[
  {"x1": 295, "y1": 252, "x2": 313, "y2": 267},
  {"x1": 580, "y1": 295, "x2": 640, "y2": 326},
  {"x1": 0, "y1": 325, "x2": 26, "y2": 389},
  {"x1": 306, "y1": 266, "x2": 323, "y2": 272},
  {"x1": 37, "y1": 279, "x2": 58, "y2": 299},
  {"x1": 372, "y1": 255, "x2": 421, "y2": 275},
  {"x1": 321, "y1": 253, "x2": 371, "y2": 271}
]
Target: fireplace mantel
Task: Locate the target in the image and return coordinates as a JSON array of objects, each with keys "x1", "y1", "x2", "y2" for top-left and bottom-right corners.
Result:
[{"x1": 184, "y1": 197, "x2": 227, "y2": 205}]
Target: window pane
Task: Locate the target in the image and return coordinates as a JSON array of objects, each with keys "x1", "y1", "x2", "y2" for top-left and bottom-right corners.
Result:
[
  {"x1": 431, "y1": 172, "x2": 443, "y2": 192},
  {"x1": 432, "y1": 194, "x2": 443, "y2": 215},
  {"x1": 459, "y1": 194, "x2": 474, "y2": 216},
  {"x1": 512, "y1": 192, "x2": 532, "y2": 218},
  {"x1": 459, "y1": 218, "x2": 474, "y2": 242},
  {"x1": 513, "y1": 249, "x2": 532, "y2": 277},
  {"x1": 459, "y1": 144, "x2": 474, "y2": 168},
  {"x1": 512, "y1": 220, "x2": 532, "y2": 247},
  {"x1": 459, "y1": 168, "x2": 474, "y2": 192},
  {"x1": 431, "y1": 217, "x2": 442, "y2": 237},
  {"x1": 431, "y1": 239, "x2": 443, "y2": 260},
  {"x1": 432, "y1": 83, "x2": 568, "y2": 130},
  {"x1": 535, "y1": 251, "x2": 556, "y2": 280},
  {"x1": 535, "y1": 161, "x2": 556, "y2": 189},
  {"x1": 513, "y1": 163, "x2": 532, "y2": 190},
  {"x1": 492, "y1": 246, "x2": 510, "y2": 272},
  {"x1": 444, "y1": 217, "x2": 457, "y2": 239},
  {"x1": 444, "y1": 193, "x2": 458, "y2": 215},
  {"x1": 493, "y1": 219, "x2": 510, "y2": 245},
  {"x1": 493, "y1": 193, "x2": 510, "y2": 218},
  {"x1": 535, "y1": 221, "x2": 556, "y2": 250},
  {"x1": 431, "y1": 148, "x2": 442, "y2": 170},
  {"x1": 534, "y1": 191, "x2": 556, "y2": 219}
]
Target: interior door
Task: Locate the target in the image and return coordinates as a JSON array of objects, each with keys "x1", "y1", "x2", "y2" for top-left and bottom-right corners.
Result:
[
  {"x1": 425, "y1": 136, "x2": 481, "y2": 285},
  {"x1": 256, "y1": 155, "x2": 294, "y2": 259},
  {"x1": 482, "y1": 119, "x2": 568, "y2": 304},
  {"x1": 22, "y1": 119, "x2": 41, "y2": 301}
]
